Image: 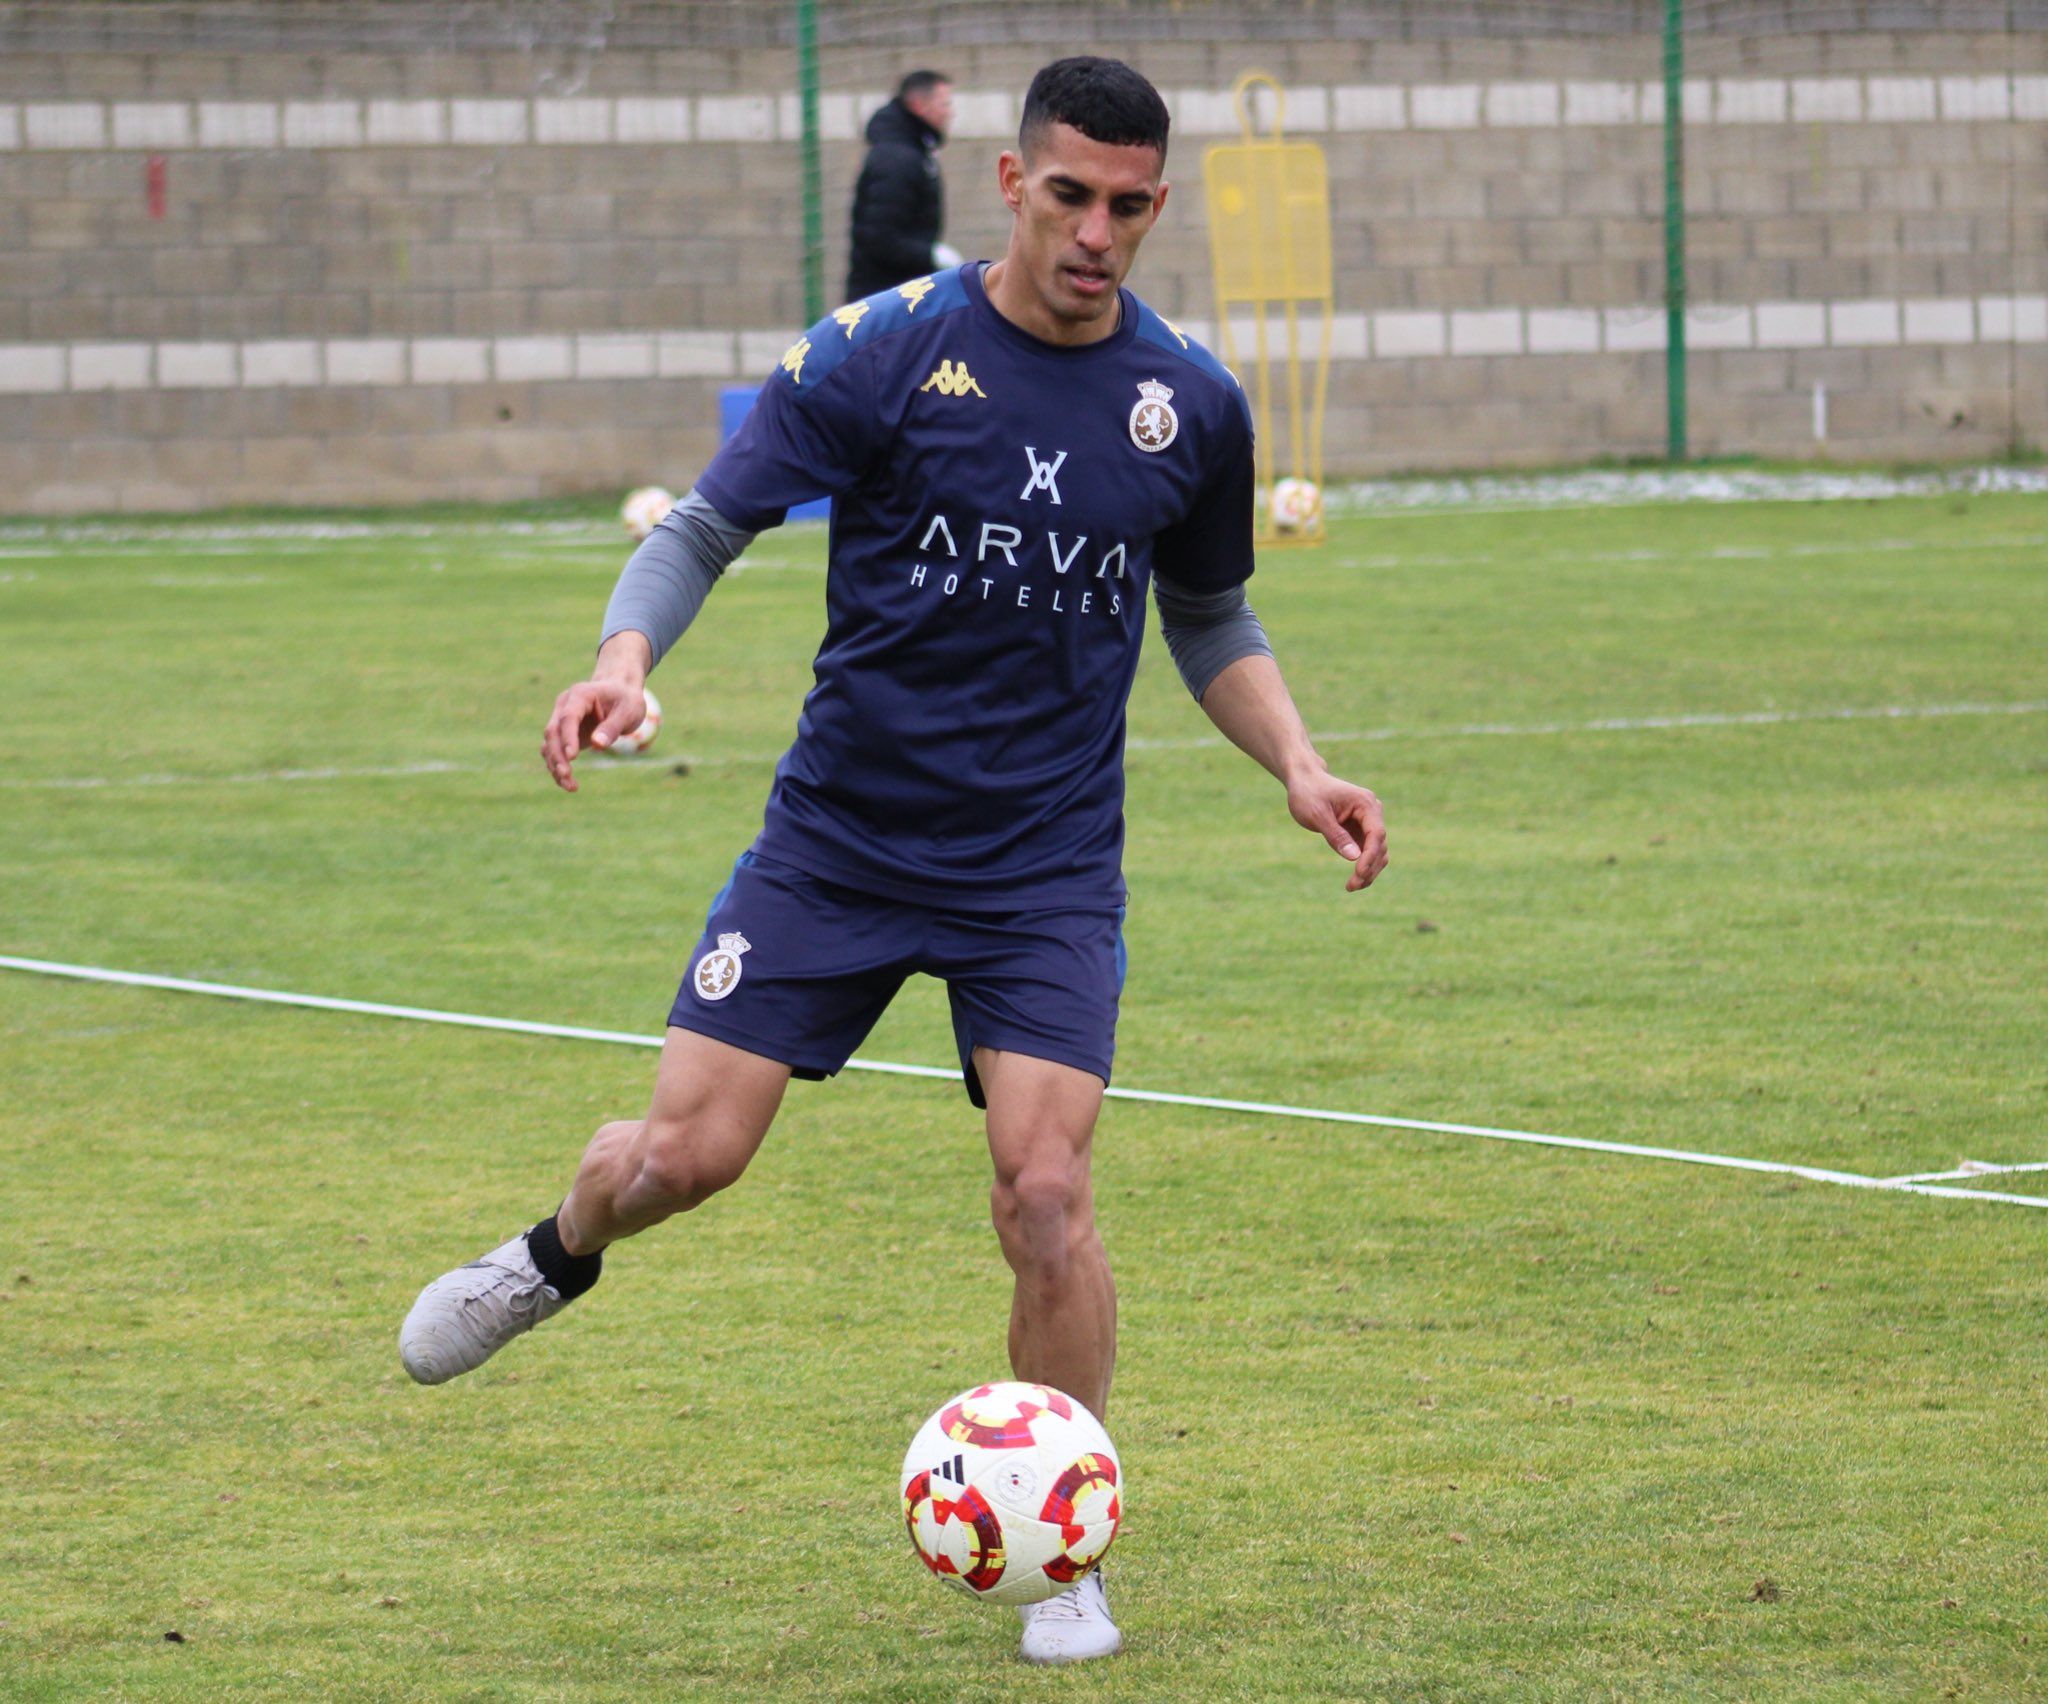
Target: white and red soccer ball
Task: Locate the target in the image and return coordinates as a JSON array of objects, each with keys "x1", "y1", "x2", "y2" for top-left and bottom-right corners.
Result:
[
  {"x1": 620, "y1": 485, "x2": 676, "y2": 542},
  {"x1": 1269, "y1": 476, "x2": 1323, "y2": 534},
  {"x1": 606, "y1": 687, "x2": 661, "y2": 756},
  {"x1": 900, "y1": 1381, "x2": 1122, "y2": 1606}
]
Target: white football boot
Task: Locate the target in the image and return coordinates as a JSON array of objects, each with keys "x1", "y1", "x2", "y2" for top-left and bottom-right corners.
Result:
[
  {"x1": 1018, "y1": 1571, "x2": 1123, "y2": 1665},
  {"x1": 399, "y1": 1232, "x2": 571, "y2": 1385}
]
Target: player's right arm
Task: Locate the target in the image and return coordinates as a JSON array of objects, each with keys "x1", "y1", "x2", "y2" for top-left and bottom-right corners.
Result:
[
  {"x1": 541, "y1": 629, "x2": 652, "y2": 792},
  {"x1": 544, "y1": 320, "x2": 879, "y2": 790},
  {"x1": 541, "y1": 489, "x2": 755, "y2": 792}
]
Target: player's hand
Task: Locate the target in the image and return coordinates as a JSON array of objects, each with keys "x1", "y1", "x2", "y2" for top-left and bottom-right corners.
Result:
[
  {"x1": 541, "y1": 677, "x2": 645, "y2": 793},
  {"x1": 1287, "y1": 771, "x2": 1388, "y2": 892}
]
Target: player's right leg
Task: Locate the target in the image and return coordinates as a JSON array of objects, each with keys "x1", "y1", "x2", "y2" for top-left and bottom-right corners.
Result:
[
  {"x1": 398, "y1": 1030, "x2": 788, "y2": 1385},
  {"x1": 401, "y1": 851, "x2": 908, "y2": 1386}
]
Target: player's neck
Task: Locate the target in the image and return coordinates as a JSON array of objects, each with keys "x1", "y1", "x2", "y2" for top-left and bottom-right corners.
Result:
[{"x1": 981, "y1": 259, "x2": 1121, "y2": 348}]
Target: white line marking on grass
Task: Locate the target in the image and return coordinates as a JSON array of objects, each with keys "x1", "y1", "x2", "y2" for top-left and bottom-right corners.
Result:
[
  {"x1": 0, "y1": 753, "x2": 776, "y2": 791},
  {"x1": 0, "y1": 518, "x2": 832, "y2": 548},
  {"x1": 1128, "y1": 699, "x2": 2048, "y2": 757},
  {"x1": 8, "y1": 700, "x2": 2043, "y2": 793},
  {"x1": 1332, "y1": 465, "x2": 2048, "y2": 514},
  {"x1": 0, "y1": 545, "x2": 294, "y2": 562},
  {"x1": 5, "y1": 954, "x2": 2043, "y2": 1211},
  {"x1": 13, "y1": 531, "x2": 2039, "y2": 574},
  {"x1": 1331, "y1": 535, "x2": 2048, "y2": 573},
  {"x1": 2, "y1": 759, "x2": 491, "y2": 790},
  {"x1": 1882, "y1": 1160, "x2": 2048, "y2": 1183},
  {"x1": 0, "y1": 520, "x2": 610, "y2": 545},
  {"x1": 0, "y1": 466, "x2": 2036, "y2": 551}
]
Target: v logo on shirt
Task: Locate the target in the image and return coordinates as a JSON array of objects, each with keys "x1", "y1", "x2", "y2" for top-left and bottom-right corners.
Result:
[{"x1": 1020, "y1": 446, "x2": 1067, "y2": 505}]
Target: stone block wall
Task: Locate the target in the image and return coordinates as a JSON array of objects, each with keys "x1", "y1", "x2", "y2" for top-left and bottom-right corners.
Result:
[{"x1": 0, "y1": 0, "x2": 2041, "y2": 511}]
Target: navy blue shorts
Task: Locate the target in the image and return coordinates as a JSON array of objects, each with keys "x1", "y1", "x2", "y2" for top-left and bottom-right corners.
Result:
[{"x1": 668, "y1": 852, "x2": 1126, "y2": 1107}]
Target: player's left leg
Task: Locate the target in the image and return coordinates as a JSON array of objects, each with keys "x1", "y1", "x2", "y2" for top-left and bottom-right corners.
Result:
[
  {"x1": 978, "y1": 1047, "x2": 1124, "y2": 1665},
  {"x1": 978, "y1": 1047, "x2": 1116, "y2": 1420}
]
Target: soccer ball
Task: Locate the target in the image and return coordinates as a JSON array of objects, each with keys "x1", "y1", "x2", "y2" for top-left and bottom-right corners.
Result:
[
  {"x1": 607, "y1": 688, "x2": 662, "y2": 756},
  {"x1": 620, "y1": 485, "x2": 676, "y2": 542},
  {"x1": 900, "y1": 1381, "x2": 1122, "y2": 1606},
  {"x1": 1269, "y1": 476, "x2": 1323, "y2": 534}
]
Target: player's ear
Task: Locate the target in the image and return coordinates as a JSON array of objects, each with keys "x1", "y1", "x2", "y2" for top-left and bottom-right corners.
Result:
[
  {"x1": 996, "y1": 149, "x2": 1024, "y2": 213},
  {"x1": 1152, "y1": 179, "x2": 1170, "y2": 220}
]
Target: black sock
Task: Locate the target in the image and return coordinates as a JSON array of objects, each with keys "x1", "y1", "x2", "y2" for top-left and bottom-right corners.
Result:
[{"x1": 526, "y1": 1214, "x2": 603, "y2": 1300}]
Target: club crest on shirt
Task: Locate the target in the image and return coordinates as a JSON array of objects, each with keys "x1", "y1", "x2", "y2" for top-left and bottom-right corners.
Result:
[
  {"x1": 1129, "y1": 379, "x2": 1178, "y2": 452},
  {"x1": 693, "y1": 931, "x2": 752, "y2": 1002}
]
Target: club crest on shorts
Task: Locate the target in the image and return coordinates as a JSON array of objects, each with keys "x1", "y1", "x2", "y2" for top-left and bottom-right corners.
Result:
[
  {"x1": 1129, "y1": 379, "x2": 1178, "y2": 453},
  {"x1": 692, "y1": 931, "x2": 752, "y2": 1002}
]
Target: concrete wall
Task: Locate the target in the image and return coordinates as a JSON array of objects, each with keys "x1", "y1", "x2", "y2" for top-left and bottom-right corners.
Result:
[{"x1": 0, "y1": 1, "x2": 2042, "y2": 511}]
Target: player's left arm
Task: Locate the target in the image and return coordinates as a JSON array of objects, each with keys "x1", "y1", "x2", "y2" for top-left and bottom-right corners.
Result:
[
  {"x1": 1195, "y1": 651, "x2": 1388, "y2": 893},
  {"x1": 1153, "y1": 381, "x2": 1387, "y2": 893}
]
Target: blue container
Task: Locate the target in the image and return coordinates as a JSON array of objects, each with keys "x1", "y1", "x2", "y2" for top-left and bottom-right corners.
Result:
[{"x1": 719, "y1": 386, "x2": 831, "y2": 522}]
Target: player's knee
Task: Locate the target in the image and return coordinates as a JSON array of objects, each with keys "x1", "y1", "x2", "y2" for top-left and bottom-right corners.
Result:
[
  {"x1": 588, "y1": 1118, "x2": 639, "y2": 1163},
  {"x1": 992, "y1": 1162, "x2": 1090, "y2": 1276},
  {"x1": 631, "y1": 1121, "x2": 748, "y2": 1213}
]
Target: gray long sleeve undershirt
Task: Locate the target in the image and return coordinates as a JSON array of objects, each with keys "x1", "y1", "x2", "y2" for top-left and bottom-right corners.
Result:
[
  {"x1": 599, "y1": 488, "x2": 1271, "y2": 700},
  {"x1": 1154, "y1": 573, "x2": 1274, "y2": 702},
  {"x1": 598, "y1": 489, "x2": 756, "y2": 669}
]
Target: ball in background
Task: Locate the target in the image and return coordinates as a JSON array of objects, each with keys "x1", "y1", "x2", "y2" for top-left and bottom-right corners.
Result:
[
  {"x1": 620, "y1": 485, "x2": 677, "y2": 542},
  {"x1": 901, "y1": 1381, "x2": 1122, "y2": 1606},
  {"x1": 1269, "y1": 476, "x2": 1323, "y2": 534},
  {"x1": 607, "y1": 688, "x2": 662, "y2": 756}
]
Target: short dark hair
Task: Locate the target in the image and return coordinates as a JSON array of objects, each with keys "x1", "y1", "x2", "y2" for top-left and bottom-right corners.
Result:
[
  {"x1": 1019, "y1": 57, "x2": 1170, "y2": 162},
  {"x1": 897, "y1": 69, "x2": 950, "y2": 102}
]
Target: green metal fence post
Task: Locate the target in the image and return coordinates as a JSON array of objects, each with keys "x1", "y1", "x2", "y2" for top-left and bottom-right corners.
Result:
[
  {"x1": 1663, "y1": 0, "x2": 1688, "y2": 460},
  {"x1": 797, "y1": 0, "x2": 826, "y2": 324}
]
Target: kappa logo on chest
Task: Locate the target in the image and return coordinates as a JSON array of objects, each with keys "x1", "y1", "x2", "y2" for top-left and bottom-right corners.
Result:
[{"x1": 920, "y1": 359, "x2": 987, "y2": 398}]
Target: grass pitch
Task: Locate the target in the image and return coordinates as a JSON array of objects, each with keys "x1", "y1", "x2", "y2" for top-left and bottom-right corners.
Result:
[{"x1": 2, "y1": 490, "x2": 2045, "y2": 1701}]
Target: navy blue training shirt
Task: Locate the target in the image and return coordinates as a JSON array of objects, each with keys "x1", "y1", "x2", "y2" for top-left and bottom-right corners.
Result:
[{"x1": 695, "y1": 261, "x2": 1255, "y2": 912}]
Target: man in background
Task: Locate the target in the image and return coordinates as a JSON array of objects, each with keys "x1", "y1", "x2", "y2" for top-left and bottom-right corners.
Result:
[{"x1": 845, "y1": 69, "x2": 958, "y2": 299}]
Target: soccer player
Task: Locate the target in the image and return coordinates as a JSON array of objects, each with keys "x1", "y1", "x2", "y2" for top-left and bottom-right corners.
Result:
[{"x1": 400, "y1": 55, "x2": 1387, "y2": 1665}]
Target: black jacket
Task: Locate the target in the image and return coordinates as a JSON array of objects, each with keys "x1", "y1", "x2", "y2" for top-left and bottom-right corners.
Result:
[{"x1": 845, "y1": 97, "x2": 945, "y2": 301}]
